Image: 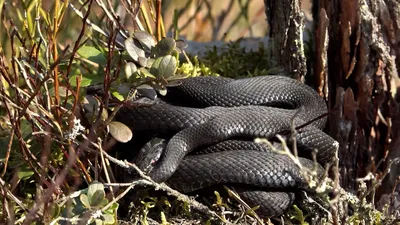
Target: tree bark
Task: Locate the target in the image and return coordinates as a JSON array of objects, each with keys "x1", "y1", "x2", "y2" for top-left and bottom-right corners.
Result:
[
  {"x1": 312, "y1": 0, "x2": 400, "y2": 200},
  {"x1": 264, "y1": 0, "x2": 307, "y2": 80},
  {"x1": 264, "y1": 0, "x2": 400, "y2": 208}
]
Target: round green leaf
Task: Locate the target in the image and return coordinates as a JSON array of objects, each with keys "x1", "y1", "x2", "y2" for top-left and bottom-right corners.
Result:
[
  {"x1": 80, "y1": 194, "x2": 91, "y2": 209},
  {"x1": 150, "y1": 55, "x2": 177, "y2": 79},
  {"x1": 103, "y1": 213, "x2": 115, "y2": 224},
  {"x1": 133, "y1": 31, "x2": 156, "y2": 51},
  {"x1": 124, "y1": 62, "x2": 137, "y2": 80},
  {"x1": 89, "y1": 189, "x2": 106, "y2": 207},
  {"x1": 153, "y1": 37, "x2": 176, "y2": 57},
  {"x1": 146, "y1": 58, "x2": 155, "y2": 67},
  {"x1": 124, "y1": 37, "x2": 145, "y2": 61},
  {"x1": 138, "y1": 56, "x2": 148, "y2": 67},
  {"x1": 108, "y1": 121, "x2": 133, "y2": 143},
  {"x1": 94, "y1": 218, "x2": 103, "y2": 225},
  {"x1": 175, "y1": 39, "x2": 188, "y2": 53},
  {"x1": 87, "y1": 182, "x2": 105, "y2": 203}
]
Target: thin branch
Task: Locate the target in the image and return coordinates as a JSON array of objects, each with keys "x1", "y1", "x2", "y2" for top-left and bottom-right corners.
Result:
[{"x1": 65, "y1": 0, "x2": 94, "y2": 78}]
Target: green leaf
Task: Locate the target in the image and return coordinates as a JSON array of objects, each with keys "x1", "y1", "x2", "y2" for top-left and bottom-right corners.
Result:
[
  {"x1": 94, "y1": 218, "x2": 103, "y2": 225},
  {"x1": 108, "y1": 121, "x2": 133, "y2": 143},
  {"x1": 17, "y1": 167, "x2": 34, "y2": 180},
  {"x1": 150, "y1": 55, "x2": 177, "y2": 79},
  {"x1": 69, "y1": 74, "x2": 104, "y2": 87},
  {"x1": 125, "y1": 37, "x2": 145, "y2": 61},
  {"x1": 153, "y1": 37, "x2": 176, "y2": 57},
  {"x1": 77, "y1": 45, "x2": 107, "y2": 65},
  {"x1": 80, "y1": 194, "x2": 91, "y2": 209},
  {"x1": 139, "y1": 67, "x2": 156, "y2": 79},
  {"x1": 49, "y1": 204, "x2": 61, "y2": 219},
  {"x1": 111, "y1": 90, "x2": 125, "y2": 101},
  {"x1": 176, "y1": 39, "x2": 188, "y2": 50},
  {"x1": 160, "y1": 212, "x2": 168, "y2": 225},
  {"x1": 99, "y1": 198, "x2": 109, "y2": 207},
  {"x1": 111, "y1": 90, "x2": 124, "y2": 101},
  {"x1": 105, "y1": 202, "x2": 119, "y2": 214},
  {"x1": 138, "y1": 56, "x2": 149, "y2": 67},
  {"x1": 103, "y1": 214, "x2": 115, "y2": 224},
  {"x1": 87, "y1": 182, "x2": 105, "y2": 207},
  {"x1": 133, "y1": 31, "x2": 156, "y2": 51},
  {"x1": 214, "y1": 191, "x2": 223, "y2": 205},
  {"x1": 290, "y1": 205, "x2": 309, "y2": 224},
  {"x1": 159, "y1": 196, "x2": 171, "y2": 208},
  {"x1": 124, "y1": 62, "x2": 137, "y2": 80},
  {"x1": 90, "y1": 189, "x2": 106, "y2": 207}
]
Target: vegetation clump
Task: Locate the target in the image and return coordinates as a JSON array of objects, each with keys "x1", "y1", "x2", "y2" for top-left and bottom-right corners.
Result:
[{"x1": 199, "y1": 40, "x2": 277, "y2": 78}]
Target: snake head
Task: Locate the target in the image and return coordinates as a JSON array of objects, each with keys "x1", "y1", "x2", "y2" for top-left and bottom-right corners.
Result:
[
  {"x1": 136, "y1": 85, "x2": 157, "y2": 100},
  {"x1": 133, "y1": 138, "x2": 167, "y2": 174},
  {"x1": 127, "y1": 84, "x2": 158, "y2": 106}
]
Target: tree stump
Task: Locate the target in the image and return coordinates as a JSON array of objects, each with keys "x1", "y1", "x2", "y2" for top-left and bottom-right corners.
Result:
[
  {"x1": 264, "y1": 0, "x2": 400, "y2": 211},
  {"x1": 264, "y1": 0, "x2": 307, "y2": 80},
  {"x1": 313, "y1": 0, "x2": 400, "y2": 199}
]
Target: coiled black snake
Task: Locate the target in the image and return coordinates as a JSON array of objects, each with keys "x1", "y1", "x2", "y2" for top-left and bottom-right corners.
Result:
[{"x1": 115, "y1": 75, "x2": 338, "y2": 217}]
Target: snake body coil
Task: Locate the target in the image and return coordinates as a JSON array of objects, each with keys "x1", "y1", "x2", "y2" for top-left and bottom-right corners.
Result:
[{"x1": 115, "y1": 75, "x2": 337, "y2": 217}]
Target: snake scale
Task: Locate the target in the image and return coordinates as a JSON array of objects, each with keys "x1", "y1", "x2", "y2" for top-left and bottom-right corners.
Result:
[{"x1": 115, "y1": 75, "x2": 338, "y2": 217}]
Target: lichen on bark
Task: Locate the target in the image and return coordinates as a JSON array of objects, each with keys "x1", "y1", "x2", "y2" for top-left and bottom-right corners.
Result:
[{"x1": 264, "y1": 0, "x2": 307, "y2": 81}]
